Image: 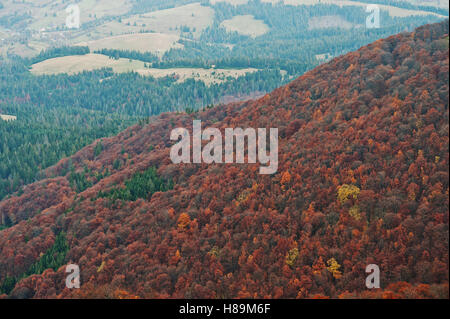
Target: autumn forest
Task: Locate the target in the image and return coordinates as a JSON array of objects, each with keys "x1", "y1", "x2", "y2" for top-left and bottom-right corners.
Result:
[{"x1": 0, "y1": 20, "x2": 449, "y2": 299}]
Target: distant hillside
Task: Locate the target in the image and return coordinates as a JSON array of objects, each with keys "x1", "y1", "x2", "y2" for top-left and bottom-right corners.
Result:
[
  {"x1": 0, "y1": 0, "x2": 446, "y2": 58},
  {"x1": 0, "y1": 20, "x2": 448, "y2": 299}
]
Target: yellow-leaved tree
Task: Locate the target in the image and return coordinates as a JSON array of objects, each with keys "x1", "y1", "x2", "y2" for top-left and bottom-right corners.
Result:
[
  {"x1": 337, "y1": 184, "x2": 360, "y2": 204},
  {"x1": 285, "y1": 247, "x2": 299, "y2": 267},
  {"x1": 326, "y1": 258, "x2": 342, "y2": 279}
]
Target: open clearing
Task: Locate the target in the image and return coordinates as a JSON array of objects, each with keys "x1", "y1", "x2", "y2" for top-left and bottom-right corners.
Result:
[
  {"x1": 29, "y1": 53, "x2": 258, "y2": 85},
  {"x1": 220, "y1": 15, "x2": 270, "y2": 38},
  {"x1": 122, "y1": 3, "x2": 214, "y2": 38},
  {"x1": 77, "y1": 33, "x2": 183, "y2": 55},
  {"x1": 0, "y1": 28, "x2": 7, "y2": 39},
  {"x1": 308, "y1": 15, "x2": 355, "y2": 30},
  {"x1": 74, "y1": 3, "x2": 214, "y2": 42},
  {"x1": 30, "y1": 53, "x2": 146, "y2": 75},
  {"x1": 137, "y1": 67, "x2": 258, "y2": 85},
  {"x1": 0, "y1": 0, "x2": 132, "y2": 31}
]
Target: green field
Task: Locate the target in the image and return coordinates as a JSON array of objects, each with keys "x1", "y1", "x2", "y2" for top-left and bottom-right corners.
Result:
[
  {"x1": 30, "y1": 53, "x2": 259, "y2": 85},
  {"x1": 220, "y1": 15, "x2": 270, "y2": 38},
  {"x1": 30, "y1": 53, "x2": 146, "y2": 75}
]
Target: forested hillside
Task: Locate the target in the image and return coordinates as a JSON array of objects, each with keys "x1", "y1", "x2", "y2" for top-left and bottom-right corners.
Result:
[
  {"x1": 0, "y1": 21, "x2": 448, "y2": 298},
  {"x1": 1, "y1": 0, "x2": 447, "y2": 201}
]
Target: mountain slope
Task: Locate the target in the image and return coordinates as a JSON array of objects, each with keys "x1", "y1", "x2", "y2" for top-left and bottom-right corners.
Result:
[{"x1": 0, "y1": 21, "x2": 448, "y2": 299}]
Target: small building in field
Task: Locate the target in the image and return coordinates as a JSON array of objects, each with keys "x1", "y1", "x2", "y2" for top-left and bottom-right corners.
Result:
[
  {"x1": 0, "y1": 114, "x2": 17, "y2": 121},
  {"x1": 315, "y1": 53, "x2": 333, "y2": 62}
]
